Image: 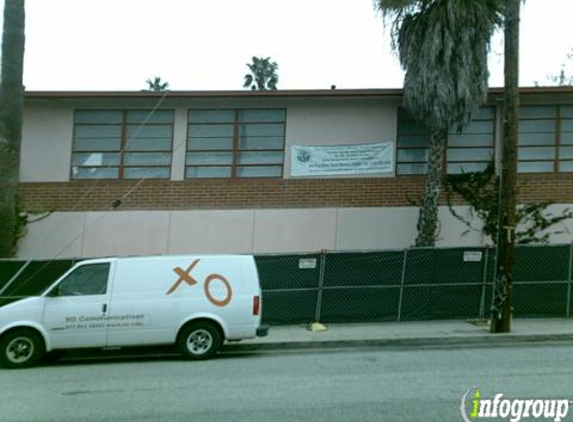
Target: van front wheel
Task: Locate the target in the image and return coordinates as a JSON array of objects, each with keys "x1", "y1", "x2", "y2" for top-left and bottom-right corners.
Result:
[
  {"x1": 178, "y1": 322, "x2": 222, "y2": 360},
  {"x1": 0, "y1": 329, "x2": 45, "y2": 369}
]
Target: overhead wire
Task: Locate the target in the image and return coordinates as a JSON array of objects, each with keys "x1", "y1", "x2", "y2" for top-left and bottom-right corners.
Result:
[
  {"x1": 10, "y1": 92, "x2": 288, "y2": 291},
  {"x1": 29, "y1": 90, "x2": 171, "y2": 257},
  {"x1": 8, "y1": 90, "x2": 183, "y2": 291}
]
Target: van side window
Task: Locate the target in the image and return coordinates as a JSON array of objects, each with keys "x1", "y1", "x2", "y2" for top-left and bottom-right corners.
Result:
[{"x1": 55, "y1": 263, "x2": 110, "y2": 296}]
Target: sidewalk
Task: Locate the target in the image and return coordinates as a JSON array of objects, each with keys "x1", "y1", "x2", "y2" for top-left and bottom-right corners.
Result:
[
  {"x1": 59, "y1": 319, "x2": 573, "y2": 363},
  {"x1": 226, "y1": 319, "x2": 573, "y2": 352}
]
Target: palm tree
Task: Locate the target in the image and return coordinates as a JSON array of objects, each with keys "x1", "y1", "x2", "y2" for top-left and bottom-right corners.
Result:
[
  {"x1": 243, "y1": 56, "x2": 279, "y2": 91},
  {"x1": 145, "y1": 76, "x2": 169, "y2": 91},
  {"x1": 375, "y1": 0, "x2": 502, "y2": 247},
  {"x1": 549, "y1": 49, "x2": 573, "y2": 86},
  {"x1": 0, "y1": 0, "x2": 26, "y2": 257}
]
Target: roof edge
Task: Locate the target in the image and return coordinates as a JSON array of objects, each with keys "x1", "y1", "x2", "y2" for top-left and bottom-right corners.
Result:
[
  {"x1": 24, "y1": 88, "x2": 403, "y2": 99},
  {"x1": 23, "y1": 86, "x2": 573, "y2": 100}
]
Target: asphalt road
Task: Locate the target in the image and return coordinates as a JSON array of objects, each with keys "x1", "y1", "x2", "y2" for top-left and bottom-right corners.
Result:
[{"x1": 2, "y1": 343, "x2": 573, "y2": 422}]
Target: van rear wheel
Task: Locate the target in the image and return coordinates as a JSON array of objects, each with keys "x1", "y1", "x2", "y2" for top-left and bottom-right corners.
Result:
[
  {"x1": 178, "y1": 322, "x2": 222, "y2": 360},
  {"x1": 0, "y1": 329, "x2": 45, "y2": 369}
]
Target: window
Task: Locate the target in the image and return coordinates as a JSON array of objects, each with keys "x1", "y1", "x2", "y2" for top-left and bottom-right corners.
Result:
[
  {"x1": 446, "y1": 107, "x2": 495, "y2": 174},
  {"x1": 560, "y1": 106, "x2": 573, "y2": 172},
  {"x1": 517, "y1": 105, "x2": 573, "y2": 173},
  {"x1": 72, "y1": 110, "x2": 174, "y2": 179},
  {"x1": 396, "y1": 107, "x2": 495, "y2": 175},
  {"x1": 186, "y1": 109, "x2": 285, "y2": 178},
  {"x1": 396, "y1": 108, "x2": 430, "y2": 175},
  {"x1": 53, "y1": 263, "x2": 110, "y2": 296},
  {"x1": 517, "y1": 106, "x2": 557, "y2": 173}
]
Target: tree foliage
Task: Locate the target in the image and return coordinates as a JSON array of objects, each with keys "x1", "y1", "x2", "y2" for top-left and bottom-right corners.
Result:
[
  {"x1": 243, "y1": 56, "x2": 279, "y2": 91},
  {"x1": 548, "y1": 48, "x2": 573, "y2": 86},
  {"x1": 375, "y1": 0, "x2": 502, "y2": 247},
  {"x1": 376, "y1": 0, "x2": 502, "y2": 133},
  {"x1": 145, "y1": 76, "x2": 169, "y2": 91},
  {"x1": 444, "y1": 163, "x2": 573, "y2": 244}
]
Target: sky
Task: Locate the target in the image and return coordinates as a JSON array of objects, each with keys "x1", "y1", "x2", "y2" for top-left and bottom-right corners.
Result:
[{"x1": 6, "y1": 0, "x2": 573, "y2": 91}]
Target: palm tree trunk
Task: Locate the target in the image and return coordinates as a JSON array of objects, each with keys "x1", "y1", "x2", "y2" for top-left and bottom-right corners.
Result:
[
  {"x1": 415, "y1": 129, "x2": 447, "y2": 247},
  {"x1": 491, "y1": 0, "x2": 520, "y2": 333},
  {"x1": 0, "y1": 0, "x2": 26, "y2": 257},
  {"x1": 256, "y1": 76, "x2": 265, "y2": 91}
]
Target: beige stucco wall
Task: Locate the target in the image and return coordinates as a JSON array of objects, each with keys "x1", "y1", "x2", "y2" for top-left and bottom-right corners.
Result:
[
  {"x1": 284, "y1": 101, "x2": 397, "y2": 178},
  {"x1": 16, "y1": 206, "x2": 506, "y2": 259},
  {"x1": 167, "y1": 210, "x2": 255, "y2": 254},
  {"x1": 171, "y1": 108, "x2": 188, "y2": 181},
  {"x1": 252, "y1": 209, "x2": 338, "y2": 253},
  {"x1": 20, "y1": 97, "x2": 397, "y2": 182},
  {"x1": 20, "y1": 106, "x2": 74, "y2": 182},
  {"x1": 81, "y1": 211, "x2": 171, "y2": 257},
  {"x1": 17, "y1": 212, "x2": 85, "y2": 258}
]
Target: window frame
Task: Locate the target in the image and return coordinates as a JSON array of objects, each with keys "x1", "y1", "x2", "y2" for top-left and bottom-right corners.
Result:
[
  {"x1": 185, "y1": 108, "x2": 286, "y2": 179},
  {"x1": 395, "y1": 108, "x2": 431, "y2": 175},
  {"x1": 516, "y1": 105, "x2": 559, "y2": 174},
  {"x1": 71, "y1": 109, "x2": 174, "y2": 180},
  {"x1": 446, "y1": 107, "x2": 496, "y2": 175},
  {"x1": 517, "y1": 105, "x2": 573, "y2": 175},
  {"x1": 559, "y1": 105, "x2": 573, "y2": 173},
  {"x1": 396, "y1": 106, "x2": 496, "y2": 176}
]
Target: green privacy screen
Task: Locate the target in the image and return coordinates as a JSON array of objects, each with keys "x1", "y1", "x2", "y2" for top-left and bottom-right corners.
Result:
[{"x1": 1, "y1": 245, "x2": 571, "y2": 324}]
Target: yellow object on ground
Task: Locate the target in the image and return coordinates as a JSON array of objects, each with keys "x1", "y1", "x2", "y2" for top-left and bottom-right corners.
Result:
[{"x1": 308, "y1": 322, "x2": 327, "y2": 332}]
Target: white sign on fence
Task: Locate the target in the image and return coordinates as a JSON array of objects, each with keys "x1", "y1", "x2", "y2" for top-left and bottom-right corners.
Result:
[
  {"x1": 299, "y1": 258, "x2": 317, "y2": 269},
  {"x1": 291, "y1": 142, "x2": 394, "y2": 177},
  {"x1": 463, "y1": 251, "x2": 483, "y2": 262}
]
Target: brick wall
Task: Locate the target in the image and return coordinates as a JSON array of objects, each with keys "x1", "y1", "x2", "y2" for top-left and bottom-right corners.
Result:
[{"x1": 19, "y1": 174, "x2": 573, "y2": 213}]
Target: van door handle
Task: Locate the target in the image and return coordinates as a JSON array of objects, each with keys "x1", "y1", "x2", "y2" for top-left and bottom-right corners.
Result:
[{"x1": 102, "y1": 303, "x2": 108, "y2": 314}]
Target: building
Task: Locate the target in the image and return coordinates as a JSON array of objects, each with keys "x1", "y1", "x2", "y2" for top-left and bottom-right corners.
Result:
[{"x1": 16, "y1": 87, "x2": 573, "y2": 259}]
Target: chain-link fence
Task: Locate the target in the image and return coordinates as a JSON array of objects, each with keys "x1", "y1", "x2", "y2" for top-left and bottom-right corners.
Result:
[
  {"x1": 256, "y1": 245, "x2": 573, "y2": 324},
  {"x1": 0, "y1": 259, "x2": 78, "y2": 307},
  {"x1": 1, "y1": 245, "x2": 572, "y2": 324},
  {"x1": 256, "y1": 248, "x2": 491, "y2": 324}
]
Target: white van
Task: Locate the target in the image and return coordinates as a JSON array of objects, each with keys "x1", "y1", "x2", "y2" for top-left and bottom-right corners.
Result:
[{"x1": 0, "y1": 255, "x2": 268, "y2": 368}]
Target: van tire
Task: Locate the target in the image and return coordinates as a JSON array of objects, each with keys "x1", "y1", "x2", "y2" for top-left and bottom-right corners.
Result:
[
  {"x1": 177, "y1": 322, "x2": 222, "y2": 360},
  {"x1": 0, "y1": 329, "x2": 45, "y2": 369}
]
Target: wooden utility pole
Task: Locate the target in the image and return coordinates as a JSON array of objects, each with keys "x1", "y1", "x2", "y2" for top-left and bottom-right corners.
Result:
[
  {"x1": 491, "y1": 0, "x2": 520, "y2": 333},
  {"x1": 0, "y1": 0, "x2": 26, "y2": 257}
]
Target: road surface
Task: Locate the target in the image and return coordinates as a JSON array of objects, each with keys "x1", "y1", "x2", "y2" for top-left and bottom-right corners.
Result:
[{"x1": 2, "y1": 342, "x2": 573, "y2": 422}]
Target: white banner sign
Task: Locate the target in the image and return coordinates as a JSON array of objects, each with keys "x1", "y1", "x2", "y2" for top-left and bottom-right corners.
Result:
[{"x1": 291, "y1": 142, "x2": 394, "y2": 177}]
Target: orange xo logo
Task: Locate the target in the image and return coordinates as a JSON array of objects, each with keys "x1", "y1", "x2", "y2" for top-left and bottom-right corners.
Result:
[{"x1": 167, "y1": 259, "x2": 233, "y2": 307}]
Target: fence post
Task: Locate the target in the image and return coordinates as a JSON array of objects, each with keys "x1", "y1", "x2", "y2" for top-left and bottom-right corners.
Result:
[
  {"x1": 314, "y1": 250, "x2": 327, "y2": 323},
  {"x1": 479, "y1": 248, "x2": 490, "y2": 319},
  {"x1": 397, "y1": 249, "x2": 408, "y2": 322},
  {"x1": 565, "y1": 243, "x2": 573, "y2": 318}
]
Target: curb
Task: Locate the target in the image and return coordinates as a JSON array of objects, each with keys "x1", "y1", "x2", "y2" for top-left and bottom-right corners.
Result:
[{"x1": 222, "y1": 333, "x2": 573, "y2": 353}]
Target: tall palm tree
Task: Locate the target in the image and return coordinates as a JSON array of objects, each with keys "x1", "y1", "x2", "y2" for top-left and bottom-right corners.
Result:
[
  {"x1": 146, "y1": 76, "x2": 169, "y2": 91},
  {"x1": 0, "y1": 0, "x2": 26, "y2": 257},
  {"x1": 376, "y1": 0, "x2": 502, "y2": 247},
  {"x1": 243, "y1": 56, "x2": 279, "y2": 91}
]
